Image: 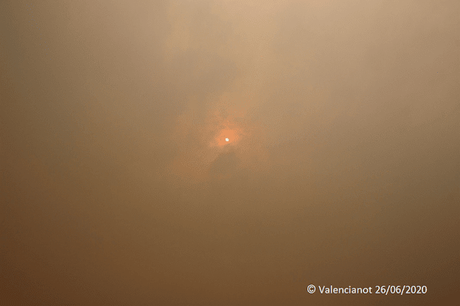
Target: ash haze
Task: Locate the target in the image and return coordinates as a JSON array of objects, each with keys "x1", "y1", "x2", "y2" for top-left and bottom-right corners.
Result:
[{"x1": 1, "y1": 1, "x2": 459, "y2": 305}]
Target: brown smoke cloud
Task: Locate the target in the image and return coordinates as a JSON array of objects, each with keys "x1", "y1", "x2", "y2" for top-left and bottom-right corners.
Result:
[{"x1": 1, "y1": 1, "x2": 459, "y2": 305}]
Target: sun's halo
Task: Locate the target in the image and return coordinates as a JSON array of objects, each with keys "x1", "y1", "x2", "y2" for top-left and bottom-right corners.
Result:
[{"x1": 215, "y1": 128, "x2": 239, "y2": 146}]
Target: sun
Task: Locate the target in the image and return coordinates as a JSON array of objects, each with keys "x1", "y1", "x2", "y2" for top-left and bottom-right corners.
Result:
[{"x1": 215, "y1": 128, "x2": 239, "y2": 146}]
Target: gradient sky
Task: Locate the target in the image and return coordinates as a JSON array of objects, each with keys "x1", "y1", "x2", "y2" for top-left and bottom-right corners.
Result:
[{"x1": 1, "y1": 1, "x2": 459, "y2": 305}]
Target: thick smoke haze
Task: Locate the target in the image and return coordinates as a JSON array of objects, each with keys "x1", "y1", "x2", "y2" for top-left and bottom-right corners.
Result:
[{"x1": 1, "y1": 1, "x2": 459, "y2": 305}]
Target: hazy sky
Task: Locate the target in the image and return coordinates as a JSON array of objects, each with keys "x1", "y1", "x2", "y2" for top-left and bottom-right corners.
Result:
[{"x1": 1, "y1": 1, "x2": 459, "y2": 305}]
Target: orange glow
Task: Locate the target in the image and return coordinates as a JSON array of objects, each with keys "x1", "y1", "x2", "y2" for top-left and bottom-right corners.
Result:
[{"x1": 216, "y1": 128, "x2": 239, "y2": 146}]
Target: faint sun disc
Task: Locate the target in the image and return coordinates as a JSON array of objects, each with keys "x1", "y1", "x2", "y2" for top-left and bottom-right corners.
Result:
[{"x1": 215, "y1": 128, "x2": 239, "y2": 146}]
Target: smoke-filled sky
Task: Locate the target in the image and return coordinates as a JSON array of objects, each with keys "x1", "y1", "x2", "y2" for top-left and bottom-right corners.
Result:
[{"x1": 1, "y1": 1, "x2": 459, "y2": 305}]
